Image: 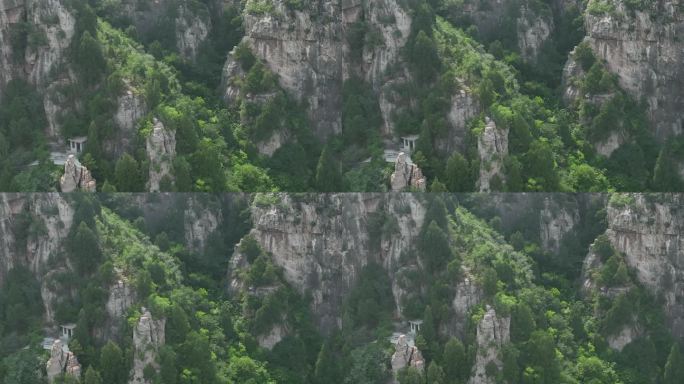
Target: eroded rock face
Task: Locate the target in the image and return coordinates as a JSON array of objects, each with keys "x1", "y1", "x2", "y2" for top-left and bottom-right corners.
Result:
[
  {"x1": 540, "y1": 196, "x2": 579, "y2": 254},
  {"x1": 450, "y1": 275, "x2": 484, "y2": 337},
  {"x1": 184, "y1": 198, "x2": 221, "y2": 253},
  {"x1": 257, "y1": 323, "x2": 287, "y2": 350},
  {"x1": 0, "y1": 0, "x2": 75, "y2": 92},
  {"x1": 439, "y1": 90, "x2": 480, "y2": 154},
  {"x1": 46, "y1": 339, "x2": 81, "y2": 383},
  {"x1": 517, "y1": 5, "x2": 553, "y2": 62},
  {"x1": 468, "y1": 306, "x2": 511, "y2": 384},
  {"x1": 455, "y1": 0, "x2": 553, "y2": 63},
  {"x1": 0, "y1": 0, "x2": 76, "y2": 138},
  {"x1": 601, "y1": 194, "x2": 684, "y2": 338},
  {"x1": 391, "y1": 334, "x2": 425, "y2": 381},
  {"x1": 391, "y1": 153, "x2": 427, "y2": 192},
  {"x1": 113, "y1": 0, "x2": 211, "y2": 61},
  {"x1": 224, "y1": 0, "x2": 412, "y2": 139},
  {"x1": 115, "y1": 88, "x2": 147, "y2": 134},
  {"x1": 176, "y1": 4, "x2": 209, "y2": 61},
  {"x1": 130, "y1": 309, "x2": 165, "y2": 384},
  {"x1": 583, "y1": 1, "x2": 684, "y2": 140},
  {"x1": 477, "y1": 118, "x2": 508, "y2": 192},
  {"x1": 595, "y1": 131, "x2": 626, "y2": 158},
  {"x1": 230, "y1": 194, "x2": 425, "y2": 332},
  {"x1": 0, "y1": 194, "x2": 74, "y2": 323},
  {"x1": 146, "y1": 118, "x2": 176, "y2": 192},
  {"x1": 60, "y1": 155, "x2": 97, "y2": 192},
  {"x1": 102, "y1": 277, "x2": 135, "y2": 339},
  {"x1": 561, "y1": 52, "x2": 583, "y2": 105}
]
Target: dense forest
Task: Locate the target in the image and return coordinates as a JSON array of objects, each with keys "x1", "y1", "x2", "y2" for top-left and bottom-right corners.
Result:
[
  {"x1": 1, "y1": 193, "x2": 683, "y2": 383},
  {"x1": 1, "y1": 0, "x2": 683, "y2": 192}
]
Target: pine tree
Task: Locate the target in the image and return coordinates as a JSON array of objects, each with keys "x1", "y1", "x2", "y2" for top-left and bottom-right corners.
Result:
[
  {"x1": 69, "y1": 222, "x2": 102, "y2": 275},
  {"x1": 76, "y1": 31, "x2": 106, "y2": 84},
  {"x1": 653, "y1": 147, "x2": 680, "y2": 191},
  {"x1": 443, "y1": 338, "x2": 467, "y2": 382},
  {"x1": 511, "y1": 303, "x2": 535, "y2": 342},
  {"x1": 430, "y1": 178, "x2": 447, "y2": 192},
  {"x1": 419, "y1": 221, "x2": 453, "y2": 272},
  {"x1": 410, "y1": 31, "x2": 440, "y2": 82},
  {"x1": 315, "y1": 146, "x2": 343, "y2": 192},
  {"x1": 445, "y1": 153, "x2": 471, "y2": 192},
  {"x1": 99, "y1": 341, "x2": 125, "y2": 384},
  {"x1": 84, "y1": 367, "x2": 102, "y2": 384},
  {"x1": 427, "y1": 362, "x2": 445, "y2": 384},
  {"x1": 114, "y1": 153, "x2": 142, "y2": 192},
  {"x1": 664, "y1": 344, "x2": 684, "y2": 384},
  {"x1": 314, "y1": 340, "x2": 340, "y2": 384}
]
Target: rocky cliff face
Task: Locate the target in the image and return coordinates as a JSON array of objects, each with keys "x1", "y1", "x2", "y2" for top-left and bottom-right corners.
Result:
[
  {"x1": 391, "y1": 153, "x2": 427, "y2": 192},
  {"x1": 582, "y1": 0, "x2": 684, "y2": 140},
  {"x1": 0, "y1": 0, "x2": 76, "y2": 140},
  {"x1": 60, "y1": 155, "x2": 97, "y2": 192},
  {"x1": 230, "y1": 193, "x2": 425, "y2": 332},
  {"x1": 539, "y1": 196, "x2": 579, "y2": 254},
  {"x1": 223, "y1": 0, "x2": 411, "y2": 139},
  {"x1": 477, "y1": 118, "x2": 509, "y2": 192},
  {"x1": 183, "y1": 197, "x2": 222, "y2": 253},
  {"x1": 46, "y1": 339, "x2": 81, "y2": 383},
  {"x1": 600, "y1": 194, "x2": 684, "y2": 338},
  {"x1": 455, "y1": 0, "x2": 553, "y2": 63},
  {"x1": 441, "y1": 90, "x2": 480, "y2": 154},
  {"x1": 0, "y1": 194, "x2": 74, "y2": 323},
  {"x1": 146, "y1": 118, "x2": 176, "y2": 192},
  {"x1": 517, "y1": 5, "x2": 553, "y2": 62},
  {"x1": 468, "y1": 306, "x2": 511, "y2": 384},
  {"x1": 0, "y1": 0, "x2": 75, "y2": 94},
  {"x1": 391, "y1": 334, "x2": 425, "y2": 381},
  {"x1": 112, "y1": 0, "x2": 211, "y2": 61},
  {"x1": 129, "y1": 308, "x2": 166, "y2": 384}
]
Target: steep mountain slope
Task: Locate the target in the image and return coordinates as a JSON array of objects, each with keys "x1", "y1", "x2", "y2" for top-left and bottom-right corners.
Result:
[
  {"x1": 0, "y1": 0, "x2": 683, "y2": 191},
  {"x1": 2, "y1": 192, "x2": 684, "y2": 383}
]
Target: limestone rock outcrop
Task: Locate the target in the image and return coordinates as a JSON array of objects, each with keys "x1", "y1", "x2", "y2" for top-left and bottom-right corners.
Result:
[
  {"x1": 391, "y1": 335, "x2": 425, "y2": 381},
  {"x1": 130, "y1": 308, "x2": 166, "y2": 384},
  {"x1": 230, "y1": 194, "x2": 425, "y2": 332},
  {"x1": 450, "y1": 274, "x2": 484, "y2": 337},
  {"x1": 391, "y1": 153, "x2": 427, "y2": 192},
  {"x1": 101, "y1": 277, "x2": 136, "y2": 339},
  {"x1": 60, "y1": 155, "x2": 96, "y2": 192},
  {"x1": 257, "y1": 323, "x2": 288, "y2": 350},
  {"x1": 453, "y1": 0, "x2": 553, "y2": 63},
  {"x1": 468, "y1": 306, "x2": 511, "y2": 384},
  {"x1": 184, "y1": 198, "x2": 221, "y2": 253},
  {"x1": 0, "y1": 194, "x2": 74, "y2": 323},
  {"x1": 146, "y1": 118, "x2": 176, "y2": 192},
  {"x1": 540, "y1": 196, "x2": 579, "y2": 254},
  {"x1": 440, "y1": 90, "x2": 480, "y2": 154},
  {"x1": 477, "y1": 118, "x2": 508, "y2": 192},
  {"x1": 600, "y1": 194, "x2": 684, "y2": 338},
  {"x1": 581, "y1": 0, "x2": 684, "y2": 140},
  {"x1": 0, "y1": 0, "x2": 75, "y2": 94},
  {"x1": 115, "y1": 88, "x2": 147, "y2": 134},
  {"x1": 175, "y1": 4, "x2": 209, "y2": 61},
  {"x1": 109, "y1": 0, "x2": 211, "y2": 61},
  {"x1": 46, "y1": 339, "x2": 81, "y2": 383},
  {"x1": 517, "y1": 5, "x2": 553, "y2": 62},
  {"x1": 223, "y1": 0, "x2": 412, "y2": 139},
  {"x1": 0, "y1": 0, "x2": 76, "y2": 139}
]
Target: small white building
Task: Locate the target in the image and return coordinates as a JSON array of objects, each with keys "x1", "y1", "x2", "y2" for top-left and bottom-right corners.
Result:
[
  {"x1": 60, "y1": 323, "x2": 76, "y2": 340},
  {"x1": 400, "y1": 135, "x2": 419, "y2": 154},
  {"x1": 67, "y1": 137, "x2": 87, "y2": 154},
  {"x1": 408, "y1": 319, "x2": 423, "y2": 335}
]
